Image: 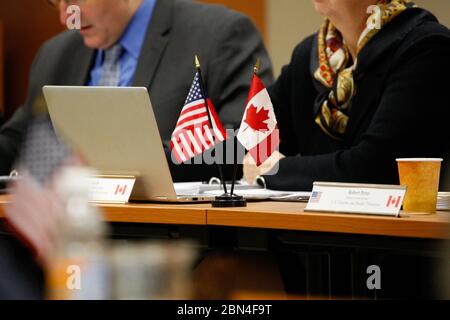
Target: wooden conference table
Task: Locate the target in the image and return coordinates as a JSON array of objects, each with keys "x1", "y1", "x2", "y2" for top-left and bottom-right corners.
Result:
[
  {"x1": 0, "y1": 194, "x2": 448, "y2": 239},
  {"x1": 0, "y1": 194, "x2": 449, "y2": 299}
]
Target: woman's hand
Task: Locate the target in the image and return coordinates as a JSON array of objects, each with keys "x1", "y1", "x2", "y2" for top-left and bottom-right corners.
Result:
[{"x1": 243, "y1": 150, "x2": 285, "y2": 185}]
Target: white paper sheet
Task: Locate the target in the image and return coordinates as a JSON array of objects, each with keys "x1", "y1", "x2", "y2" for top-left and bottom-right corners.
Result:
[{"x1": 174, "y1": 182, "x2": 311, "y2": 201}]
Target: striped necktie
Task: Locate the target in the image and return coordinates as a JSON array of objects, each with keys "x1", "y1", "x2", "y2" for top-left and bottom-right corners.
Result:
[{"x1": 99, "y1": 44, "x2": 123, "y2": 86}]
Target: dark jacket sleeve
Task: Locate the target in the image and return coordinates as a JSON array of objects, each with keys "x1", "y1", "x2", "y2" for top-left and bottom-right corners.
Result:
[
  {"x1": 0, "y1": 107, "x2": 31, "y2": 175},
  {"x1": 0, "y1": 234, "x2": 44, "y2": 299},
  {"x1": 0, "y1": 43, "x2": 46, "y2": 175},
  {"x1": 207, "y1": 13, "x2": 274, "y2": 130},
  {"x1": 268, "y1": 37, "x2": 315, "y2": 158},
  {"x1": 165, "y1": 13, "x2": 273, "y2": 183},
  {"x1": 265, "y1": 36, "x2": 450, "y2": 191}
]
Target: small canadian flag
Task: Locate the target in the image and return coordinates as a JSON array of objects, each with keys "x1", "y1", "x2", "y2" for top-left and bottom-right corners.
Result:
[
  {"x1": 237, "y1": 73, "x2": 280, "y2": 166},
  {"x1": 115, "y1": 185, "x2": 127, "y2": 196},
  {"x1": 386, "y1": 195, "x2": 402, "y2": 208}
]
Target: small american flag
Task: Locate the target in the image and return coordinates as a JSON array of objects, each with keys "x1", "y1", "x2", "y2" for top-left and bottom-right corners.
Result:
[
  {"x1": 170, "y1": 72, "x2": 227, "y2": 163},
  {"x1": 310, "y1": 191, "x2": 323, "y2": 203}
]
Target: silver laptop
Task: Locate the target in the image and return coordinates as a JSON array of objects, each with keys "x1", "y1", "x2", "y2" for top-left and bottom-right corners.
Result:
[{"x1": 43, "y1": 86, "x2": 214, "y2": 202}]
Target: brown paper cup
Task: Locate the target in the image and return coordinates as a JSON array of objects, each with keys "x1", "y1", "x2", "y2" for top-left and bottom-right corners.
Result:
[{"x1": 396, "y1": 158, "x2": 443, "y2": 214}]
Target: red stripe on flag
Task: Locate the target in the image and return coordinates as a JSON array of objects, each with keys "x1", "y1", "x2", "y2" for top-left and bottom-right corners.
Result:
[
  {"x1": 172, "y1": 122, "x2": 209, "y2": 140},
  {"x1": 170, "y1": 72, "x2": 228, "y2": 163},
  {"x1": 179, "y1": 103, "x2": 206, "y2": 117},
  {"x1": 248, "y1": 128, "x2": 280, "y2": 166},
  {"x1": 170, "y1": 139, "x2": 184, "y2": 163},
  {"x1": 245, "y1": 74, "x2": 266, "y2": 106},
  {"x1": 195, "y1": 126, "x2": 213, "y2": 149},
  {"x1": 386, "y1": 196, "x2": 393, "y2": 207},
  {"x1": 178, "y1": 133, "x2": 194, "y2": 161},
  {"x1": 190, "y1": 129, "x2": 206, "y2": 153},
  {"x1": 395, "y1": 196, "x2": 401, "y2": 208},
  {"x1": 176, "y1": 112, "x2": 209, "y2": 127},
  {"x1": 206, "y1": 99, "x2": 227, "y2": 141}
]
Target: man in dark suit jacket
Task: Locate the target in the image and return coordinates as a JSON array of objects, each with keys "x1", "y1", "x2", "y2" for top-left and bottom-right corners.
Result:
[{"x1": 0, "y1": 0, "x2": 273, "y2": 179}]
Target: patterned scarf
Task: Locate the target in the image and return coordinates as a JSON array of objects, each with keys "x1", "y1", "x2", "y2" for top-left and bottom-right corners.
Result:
[{"x1": 314, "y1": 0, "x2": 416, "y2": 140}]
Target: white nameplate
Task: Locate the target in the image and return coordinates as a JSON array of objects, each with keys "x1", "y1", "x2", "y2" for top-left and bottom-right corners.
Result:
[
  {"x1": 88, "y1": 176, "x2": 136, "y2": 204},
  {"x1": 305, "y1": 182, "x2": 407, "y2": 217}
]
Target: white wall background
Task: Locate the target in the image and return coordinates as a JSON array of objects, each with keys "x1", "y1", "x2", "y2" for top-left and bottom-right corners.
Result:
[{"x1": 267, "y1": 0, "x2": 450, "y2": 76}]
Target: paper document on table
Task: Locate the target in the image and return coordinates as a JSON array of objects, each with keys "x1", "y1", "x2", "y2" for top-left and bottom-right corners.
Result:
[
  {"x1": 437, "y1": 192, "x2": 450, "y2": 211},
  {"x1": 269, "y1": 192, "x2": 311, "y2": 202},
  {"x1": 174, "y1": 182, "x2": 262, "y2": 195},
  {"x1": 174, "y1": 182, "x2": 311, "y2": 201},
  {"x1": 203, "y1": 188, "x2": 311, "y2": 201}
]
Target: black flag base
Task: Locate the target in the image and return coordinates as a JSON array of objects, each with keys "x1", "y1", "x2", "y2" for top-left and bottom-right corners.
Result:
[{"x1": 212, "y1": 193, "x2": 247, "y2": 207}]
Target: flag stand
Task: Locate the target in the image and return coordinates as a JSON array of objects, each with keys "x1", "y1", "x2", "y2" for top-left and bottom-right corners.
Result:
[
  {"x1": 212, "y1": 59, "x2": 262, "y2": 207},
  {"x1": 211, "y1": 193, "x2": 247, "y2": 207},
  {"x1": 211, "y1": 134, "x2": 247, "y2": 208},
  {"x1": 195, "y1": 56, "x2": 247, "y2": 207}
]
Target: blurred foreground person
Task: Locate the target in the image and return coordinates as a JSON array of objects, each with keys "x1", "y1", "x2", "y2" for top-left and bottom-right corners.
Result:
[{"x1": 0, "y1": 115, "x2": 73, "y2": 299}]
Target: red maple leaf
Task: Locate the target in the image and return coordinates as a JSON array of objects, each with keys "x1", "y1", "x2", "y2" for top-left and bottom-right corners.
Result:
[{"x1": 244, "y1": 104, "x2": 270, "y2": 132}]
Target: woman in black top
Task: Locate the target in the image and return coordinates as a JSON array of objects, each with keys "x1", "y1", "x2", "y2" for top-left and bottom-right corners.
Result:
[{"x1": 255, "y1": 0, "x2": 450, "y2": 190}]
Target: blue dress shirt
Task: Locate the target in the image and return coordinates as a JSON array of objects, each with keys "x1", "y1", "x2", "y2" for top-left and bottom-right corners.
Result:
[{"x1": 88, "y1": 0, "x2": 156, "y2": 86}]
